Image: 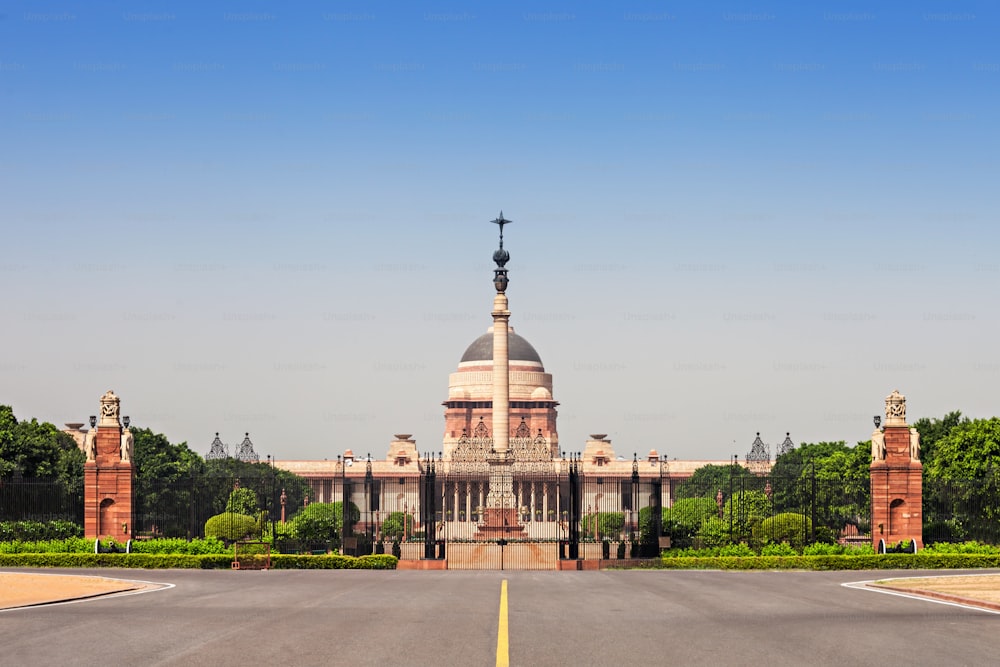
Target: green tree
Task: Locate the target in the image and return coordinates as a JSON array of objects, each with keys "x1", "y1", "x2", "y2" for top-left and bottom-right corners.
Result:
[
  {"x1": 924, "y1": 417, "x2": 1000, "y2": 480},
  {"x1": 201, "y1": 457, "x2": 311, "y2": 523},
  {"x1": 662, "y1": 497, "x2": 719, "y2": 548},
  {"x1": 131, "y1": 427, "x2": 203, "y2": 537},
  {"x1": 675, "y1": 463, "x2": 755, "y2": 500},
  {"x1": 0, "y1": 408, "x2": 83, "y2": 484},
  {"x1": 381, "y1": 511, "x2": 413, "y2": 540},
  {"x1": 0, "y1": 405, "x2": 18, "y2": 477},
  {"x1": 721, "y1": 489, "x2": 771, "y2": 542},
  {"x1": 922, "y1": 418, "x2": 1000, "y2": 542},
  {"x1": 913, "y1": 410, "x2": 967, "y2": 470},
  {"x1": 770, "y1": 440, "x2": 869, "y2": 541},
  {"x1": 225, "y1": 487, "x2": 260, "y2": 516},
  {"x1": 292, "y1": 501, "x2": 359, "y2": 548},
  {"x1": 580, "y1": 512, "x2": 625, "y2": 540}
]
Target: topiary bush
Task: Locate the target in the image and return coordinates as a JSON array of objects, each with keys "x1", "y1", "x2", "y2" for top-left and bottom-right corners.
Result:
[{"x1": 204, "y1": 512, "x2": 259, "y2": 543}]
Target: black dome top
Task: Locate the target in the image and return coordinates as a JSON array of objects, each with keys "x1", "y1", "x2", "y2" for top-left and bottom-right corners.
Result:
[{"x1": 460, "y1": 329, "x2": 543, "y2": 365}]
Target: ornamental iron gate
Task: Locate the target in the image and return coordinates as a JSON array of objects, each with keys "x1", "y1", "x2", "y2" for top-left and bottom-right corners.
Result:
[{"x1": 403, "y1": 453, "x2": 666, "y2": 570}]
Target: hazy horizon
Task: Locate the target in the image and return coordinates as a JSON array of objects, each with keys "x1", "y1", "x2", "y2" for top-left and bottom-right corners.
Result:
[{"x1": 3, "y1": 2, "x2": 997, "y2": 461}]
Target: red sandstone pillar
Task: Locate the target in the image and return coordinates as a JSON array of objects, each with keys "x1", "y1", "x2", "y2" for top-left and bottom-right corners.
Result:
[
  {"x1": 83, "y1": 391, "x2": 135, "y2": 542},
  {"x1": 870, "y1": 390, "x2": 923, "y2": 550}
]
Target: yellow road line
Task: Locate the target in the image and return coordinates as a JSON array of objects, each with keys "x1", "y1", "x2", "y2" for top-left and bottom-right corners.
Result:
[{"x1": 497, "y1": 579, "x2": 509, "y2": 667}]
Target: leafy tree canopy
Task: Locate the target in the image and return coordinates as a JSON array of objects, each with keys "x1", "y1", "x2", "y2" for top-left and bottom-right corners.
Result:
[
  {"x1": 771, "y1": 441, "x2": 867, "y2": 480},
  {"x1": 225, "y1": 487, "x2": 260, "y2": 516},
  {"x1": 132, "y1": 426, "x2": 202, "y2": 485},
  {"x1": 675, "y1": 463, "x2": 755, "y2": 499},
  {"x1": 0, "y1": 406, "x2": 83, "y2": 485},
  {"x1": 292, "y1": 501, "x2": 359, "y2": 546},
  {"x1": 913, "y1": 410, "x2": 967, "y2": 469},
  {"x1": 925, "y1": 418, "x2": 1000, "y2": 480}
]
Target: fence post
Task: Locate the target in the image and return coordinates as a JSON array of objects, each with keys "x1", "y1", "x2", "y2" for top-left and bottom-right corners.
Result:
[{"x1": 568, "y1": 454, "x2": 580, "y2": 559}]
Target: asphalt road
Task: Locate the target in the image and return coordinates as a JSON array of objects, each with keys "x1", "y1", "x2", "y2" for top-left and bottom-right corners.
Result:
[{"x1": 1, "y1": 568, "x2": 998, "y2": 666}]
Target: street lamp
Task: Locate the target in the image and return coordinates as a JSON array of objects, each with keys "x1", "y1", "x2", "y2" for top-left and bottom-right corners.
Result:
[{"x1": 365, "y1": 453, "x2": 373, "y2": 554}]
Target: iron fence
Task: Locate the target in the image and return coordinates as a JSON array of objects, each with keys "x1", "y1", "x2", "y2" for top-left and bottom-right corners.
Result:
[{"x1": 4, "y1": 472, "x2": 1000, "y2": 557}]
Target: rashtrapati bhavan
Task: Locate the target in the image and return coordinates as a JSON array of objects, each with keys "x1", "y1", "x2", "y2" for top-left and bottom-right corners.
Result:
[{"x1": 272, "y1": 214, "x2": 735, "y2": 566}]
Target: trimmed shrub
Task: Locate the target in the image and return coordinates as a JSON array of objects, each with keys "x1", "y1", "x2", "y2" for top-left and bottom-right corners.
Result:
[
  {"x1": 0, "y1": 552, "x2": 397, "y2": 569},
  {"x1": 131, "y1": 537, "x2": 229, "y2": 555},
  {"x1": 0, "y1": 537, "x2": 94, "y2": 554},
  {"x1": 760, "y1": 542, "x2": 798, "y2": 556},
  {"x1": 204, "y1": 512, "x2": 258, "y2": 542},
  {"x1": 0, "y1": 520, "x2": 82, "y2": 541},
  {"x1": 922, "y1": 541, "x2": 1000, "y2": 555},
  {"x1": 651, "y1": 553, "x2": 1000, "y2": 570}
]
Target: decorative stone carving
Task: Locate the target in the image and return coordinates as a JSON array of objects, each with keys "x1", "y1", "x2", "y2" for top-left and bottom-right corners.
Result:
[
  {"x1": 99, "y1": 390, "x2": 121, "y2": 427},
  {"x1": 450, "y1": 419, "x2": 492, "y2": 474},
  {"x1": 121, "y1": 427, "x2": 134, "y2": 463},
  {"x1": 910, "y1": 427, "x2": 921, "y2": 462},
  {"x1": 871, "y1": 429, "x2": 886, "y2": 462},
  {"x1": 84, "y1": 427, "x2": 97, "y2": 462},
  {"x1": 884, "y1": 389, "x2": 906, "y2": 427}
]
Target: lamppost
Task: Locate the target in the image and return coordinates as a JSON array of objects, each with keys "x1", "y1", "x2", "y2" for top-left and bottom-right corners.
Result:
[
  {"x1": 658, "y1": 454, "x2": 669, "y2": 552},
  {"x1": 729, "y1": 454, "x2": 738, "y2": 543},
  {"x1": 365, "y1": 453, "x2": 373, "y2": 554},
  {"x1": 337, "y1": 455, "x2": 345, "y2": 555},
  {"x1": 631, "y1": 453, "x2": 639, "y2": 555}
]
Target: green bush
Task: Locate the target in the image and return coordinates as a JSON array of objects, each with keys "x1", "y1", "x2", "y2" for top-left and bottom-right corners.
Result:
[
  {"x1": 651, "y1": 553, "x2": 1000, "y2": 570},
  {"x1": 696, "y1": 517, "x2": 730, "y2": 548},
  {"x1": 922, "y1": 541, "x2": 1000, "y2": 555},
  {"x1": 225, "y1": 487, "x2": 260, "y2": 516},
  {"x1": 716, "y1": 543, "x2": 755, "y2": 557},
  {"x1": 0, "y1": 537, "x2": 94, "y2": 554},
  {"x1": 0, "y1": 520, "x2": 82, "y2": 541},
  {"x1": 131, "y1": 537, "x2": 229, "y2": 555},
  {"x1": 0, "y1": 552, "x2": 397, "y2": 569},
  {"x1": 754, "y1": 513, "x2": 811, "y2": 549},
  {"x1": 291, "y1": 502, "x2": 359, "y2": 548},
  {"x1": 802, "y1": 542, "x2": 846, "y2": 556},
  {"x1": 663, "y1": 498, "x2": 718, "y2": 548},
  {"x1": 381, "y1": 511, "x2": 414, "y2": 540},
  {"x1": 760, "y1": 542, "x2": 798, "y2": 556},
  {"x1": 580, "y1": 512, "x2": 625, "y2": 540},
  {"x1": 204, "y1": 512, "x2": 259, "y2": 542}
]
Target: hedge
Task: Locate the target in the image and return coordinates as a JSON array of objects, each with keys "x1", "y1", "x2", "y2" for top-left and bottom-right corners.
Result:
[
  {"x1": 0, "y1": 553, "x2": 398, "y2": 570},
  {"x1": 644, "y1": 554, "x2": 1000, "y2": 570}
]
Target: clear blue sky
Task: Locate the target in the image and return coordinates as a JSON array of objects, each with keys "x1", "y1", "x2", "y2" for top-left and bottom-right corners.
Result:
[{"x1": 2, "y1": 2, "x2": 997, "y2": 461}]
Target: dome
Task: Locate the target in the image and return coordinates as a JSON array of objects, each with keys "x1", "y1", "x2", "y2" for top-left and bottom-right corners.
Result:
[
  {"x1": 459, "y1": 327, "x2": 543, "y2": 366},
  {"x1": 531, "y1": 387, "x2": 552, "y2": 400}
]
